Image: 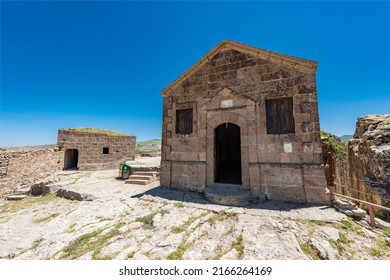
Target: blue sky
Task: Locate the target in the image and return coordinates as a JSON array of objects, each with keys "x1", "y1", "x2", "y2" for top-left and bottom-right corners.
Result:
[{"x1": 1, "y1": 1, "x2": 389, "y2": 147}]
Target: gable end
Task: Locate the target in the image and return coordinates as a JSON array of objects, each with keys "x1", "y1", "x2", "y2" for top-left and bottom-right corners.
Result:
[{"x1": 162, "y1": 40, "x2": 317, "y2": 96}]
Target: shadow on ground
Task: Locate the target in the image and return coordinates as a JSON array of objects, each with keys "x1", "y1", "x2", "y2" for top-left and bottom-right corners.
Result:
[{"x1": 130, "y1": 185, "x2": 332, "y2": 212}]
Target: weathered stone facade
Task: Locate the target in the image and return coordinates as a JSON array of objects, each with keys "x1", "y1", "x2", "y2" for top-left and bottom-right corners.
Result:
[
  {"x1": 57, "y1": 129, "x2": 136, "y2": 170},
  {"x1": 348, "y1": 114, "x2": 390, "y2": 207},
  {"x1": 0, "y1": 146, "x2": 63, "y2": 197},
  {"x1": 160, "y1": 40, "x2": 329, "y2": 204}
]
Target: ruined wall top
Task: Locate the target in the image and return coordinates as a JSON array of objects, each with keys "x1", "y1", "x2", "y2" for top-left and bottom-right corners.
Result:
[{"x1": 58, "y1": 128, "x2": 134, "y2": 138}]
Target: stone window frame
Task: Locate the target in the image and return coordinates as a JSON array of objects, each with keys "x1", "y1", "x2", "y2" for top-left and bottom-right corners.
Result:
[
  {"x1": 265, "y1": 96, "x2": 296, "y2": 135},
  {"x1": 174, "y1": 101, "x2": 197, "y2": 137},
  {"x1": 102, "y1": 147, "x2": 109, "y2": 154}
]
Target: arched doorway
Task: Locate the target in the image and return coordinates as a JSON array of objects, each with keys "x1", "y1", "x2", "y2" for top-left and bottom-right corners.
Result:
[
  {"x1": 215, "y1": 123, "x2": 241, "y2": 184},
  {"x1": 64, "y1": 149, "x2": 79, "y2": 170}
]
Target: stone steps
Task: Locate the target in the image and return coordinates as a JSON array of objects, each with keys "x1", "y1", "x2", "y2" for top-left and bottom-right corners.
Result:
[
  {"x1": 133, "y1": 171, "x2": 158, "y2": 177},
  {"x1": 333, "y1": 198, "x2": 367, "y2": 217},
  {"x1": 129, "y1": 175, "x2": 152, "y2": 180},
  {"x1": 125, "y1": 171, "x2": 158, "y2": 185},
  {"x1": 125, "y1": 179, "x2": 152, "y2": 185},
  {"x1": 204, "y1": 184, "x2": 251, "y2": 206}
]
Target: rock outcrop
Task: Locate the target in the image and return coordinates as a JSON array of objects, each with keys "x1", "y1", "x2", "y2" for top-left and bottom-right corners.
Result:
[
  {"x1": 349, "y1": 114, "x2": 390, "y2": 207},
  {"x1": 56, "y1": 188, "x2": 96, "y2": 201},
  {"x1": 30, "y1": 180, "x2": 59, "y2": 196}
]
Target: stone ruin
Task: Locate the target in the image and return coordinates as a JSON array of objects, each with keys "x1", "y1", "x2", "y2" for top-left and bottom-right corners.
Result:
[
  {"x1": 57, "y1": 128, "x2": 136, "y2": 171},
  {"x1": 0, "y1": 129, "x2": 136, "y2": 198},
  {"x1": 0, "y1": 146, "x2": 63, "y2": 197}
]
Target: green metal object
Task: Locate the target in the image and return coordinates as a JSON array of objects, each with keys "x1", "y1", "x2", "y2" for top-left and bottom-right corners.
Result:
[{"x1": 119, "y1": 163, "x2": 131, "y2": 179}]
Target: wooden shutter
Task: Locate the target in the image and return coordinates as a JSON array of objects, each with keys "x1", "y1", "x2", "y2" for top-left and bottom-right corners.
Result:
[
  {"x1": 176, "y1": 109, "x2": 193, "y2": 134},
  {"x1": 266, "y1": 98, "x2": 294, "y2": 134}
]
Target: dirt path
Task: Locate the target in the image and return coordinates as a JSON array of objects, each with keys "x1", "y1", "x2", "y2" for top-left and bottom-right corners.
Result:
[{"x1": 0, "y1": 169, "x2": 389, "y2": 260}]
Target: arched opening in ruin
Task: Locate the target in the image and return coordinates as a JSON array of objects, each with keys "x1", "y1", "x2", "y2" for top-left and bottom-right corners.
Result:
[
  {"x1": 215, "y1": 123, "x2": 242, "y2": 184},
  {"x1": 64, "y1": 149, "x2": 79, "y2": 170}
]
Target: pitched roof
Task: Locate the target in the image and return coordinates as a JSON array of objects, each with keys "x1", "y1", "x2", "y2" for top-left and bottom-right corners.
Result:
[{"x1": 162, "y1": 40, "x2": 318, "y2": 96}]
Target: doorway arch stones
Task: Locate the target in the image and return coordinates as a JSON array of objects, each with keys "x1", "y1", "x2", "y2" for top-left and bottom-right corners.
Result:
[{"x1": 206, "y1": 112, "x2": 250, "y2": 188}]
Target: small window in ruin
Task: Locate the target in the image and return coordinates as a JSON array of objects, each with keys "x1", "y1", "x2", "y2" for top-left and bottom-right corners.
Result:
[
  {"x1": 103, "y1": 147, "x2": 109, "y2": 154},
  {"x1": 266, "y1": 97, "x2": 295, "y2": 134},
  {"x1": 176, "y1": 109, "x2": 193, "y2": 135}
]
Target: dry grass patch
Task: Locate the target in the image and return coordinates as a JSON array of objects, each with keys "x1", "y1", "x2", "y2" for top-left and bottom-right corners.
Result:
[
  {"x1": 167, "y1": 241, "x2": 194, "y2": 260},
  {"x1": 136, "y1": 210, "x2": 170, "y2": 229},
  {"x1": 300, "y1": 241, "x2": 320, "y2": 260},
  {"x1": 171, "y1": 212, "x2": 208, "y2": 234},
  {"x1": 126, "y1": 251, "x2": 136, "y2": 259},
  {"x1": 63, "y1": 127, "x2": 129, "y2": 136},
  {"x1": 60, "y1": 222, "x2": 126, "y2": 259},
  {"x1": 207, "y1": 211, "x2": 237, "y2": 225},
  {"x1": 0, "y1": 194, "x2": 59, "y2": 214},
  {"x1": 33, "y1": 213, "x2": 60, "y2": 223}
]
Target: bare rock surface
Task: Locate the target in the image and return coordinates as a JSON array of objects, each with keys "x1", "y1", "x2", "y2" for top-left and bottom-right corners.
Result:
[
  {"x1": 0, "y1": 169, "x2": 389, "y2": 260},
  {"x1": 30, "y1": 180, "x2": 58, "y2": 196},
  {"x1": 311, "y1": 227, "x2": 340, "y2": 260},
  {"x1": 56, "y1": 188, "x2": 96, "y2": 201},
  {"x1": 349, "y1": 114, "x2": 390, "y2": 206}
]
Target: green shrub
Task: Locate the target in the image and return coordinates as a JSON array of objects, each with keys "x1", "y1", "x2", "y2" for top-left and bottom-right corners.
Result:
[{"x1": 321, "y1": 130, "x2": 348, "y2": 157}]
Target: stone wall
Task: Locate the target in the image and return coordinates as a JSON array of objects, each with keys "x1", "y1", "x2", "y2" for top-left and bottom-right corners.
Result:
[
  {"x1": 335, "y1": 157, "x2": 351, "y2": 196},
  {"x1": 348, "y1": 115, "x2": 390, "y2": 207},
  {"x1": 57, "y1": 130, "x2": 136, "y2": 170},
  {"x1": 320, "y1": 135, "x2": 351, "y2": 196},
  {"x1": 0, "y1": 146, "x2": 63, "y2": 197},
  {"x1": 161, "y1": 42, "x2": 329, "y2": 205}
]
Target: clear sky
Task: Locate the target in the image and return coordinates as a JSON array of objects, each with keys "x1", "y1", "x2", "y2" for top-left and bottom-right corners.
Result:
[{"x1": 1, "y1": 1, "x2": 389, "y2": 147}]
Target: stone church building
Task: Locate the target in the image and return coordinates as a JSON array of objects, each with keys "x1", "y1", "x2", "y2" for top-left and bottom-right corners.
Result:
[{"x1": 160, "y1": 40, "x2": 329, "y2": 204}]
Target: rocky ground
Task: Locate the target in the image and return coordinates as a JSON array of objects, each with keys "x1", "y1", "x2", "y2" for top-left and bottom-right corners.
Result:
[{"x1": 0, "y1": 165, "x2": 389, "y2": 260}]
